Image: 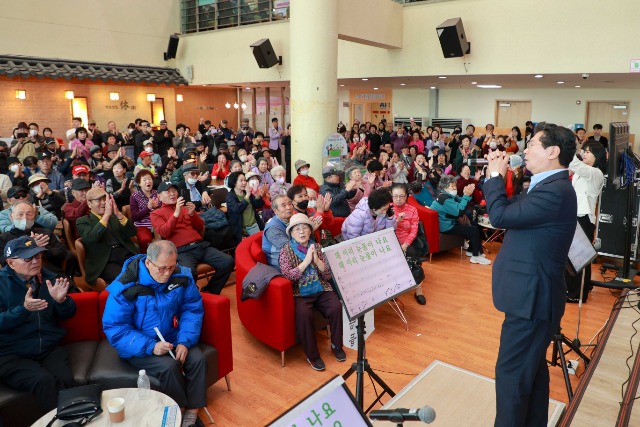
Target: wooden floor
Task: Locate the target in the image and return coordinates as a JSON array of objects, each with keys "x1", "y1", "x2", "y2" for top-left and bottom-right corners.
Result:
[{"x1": 201, "y1": 241, "x2": 624, "y2": 426}]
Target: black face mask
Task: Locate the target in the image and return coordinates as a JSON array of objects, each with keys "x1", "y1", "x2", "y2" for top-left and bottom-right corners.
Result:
[{"x1": 297, "y1": 200, "x2": 309, "y2": 210}]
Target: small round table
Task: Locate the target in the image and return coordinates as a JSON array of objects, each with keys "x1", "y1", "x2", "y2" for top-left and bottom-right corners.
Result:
[{"x1": 31, "y1": 388, "x2": 181, "y2": 427}]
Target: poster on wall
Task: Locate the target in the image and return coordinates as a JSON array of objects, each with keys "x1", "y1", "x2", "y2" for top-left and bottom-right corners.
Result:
[{"x1": 322, "y1": 133, "x2": 348, "y2": 166}]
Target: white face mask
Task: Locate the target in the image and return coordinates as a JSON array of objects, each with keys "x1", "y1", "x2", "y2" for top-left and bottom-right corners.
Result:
[
  {"x1": 242, "y1": 129, "x2": 248, "y2": 134},
  {"x1": 239, "y1": 155, "x2": 247, "y2": 162},
  {"x1": 187, "y1": 177, "x2": 198, "y2": 185},
  {"x1": 128, "y1": 129, "x2": 134, "y2": 134},
  {"x1": 446, "y1": 188, "x2": 457, "y2": 196},
  {"x1": 308, "y1": 200, "x2": 317, "y2": 209},
  {"x1": 29, "y1": 130, "x2": 37, "y2": 136},
  {"x1": 33, "y1": 185, "x2": 43, "y2": 195},
  {"x1": 10, "y1": 164, "x2": 19, "y2": 173},
  {"x1": 353, "y1": 137, "x2": 360, "y2": 142},
  {"x1": 489, "y1": 142, "x2": 497, "y2": 150},
  {"x1": 276, "y1": 177, "x2": 285, "y2": 184},
  {"x1": 248, "y1": 180, "x2": 259, "y2": 189},
  {"x1": 300, "y1": 169, "x2": 309, "y2": 176},
  {"x1": 13, "y1": 218, "x2": 34, "y2": 231},
  {"x1": 145, "y1": 147, "x2": 153, "y2": 153}
]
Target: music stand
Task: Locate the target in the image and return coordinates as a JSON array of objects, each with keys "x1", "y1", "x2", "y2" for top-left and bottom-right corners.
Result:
[
  {"x1": 322, "y1": 228, "x2": 417, "y2": 412},
  {"x1": 549, "y1": 223, "x2": 597, "y2": 399}
]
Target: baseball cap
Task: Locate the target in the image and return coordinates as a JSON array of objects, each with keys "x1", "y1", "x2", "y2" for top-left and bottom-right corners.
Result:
[
  {"x1": 107, "y1": 145, "x2": 120, "y2": 153},
  {"x1": 7, "y1": 186, "x2": 28, "y2": 199},
  {"x1": 90, "y1": 145, "x2": 102, "y2": 154},
  {"x1": 157, "y1": 181, "x2": 179, "y2": 193},
  {"x1": 139, "y1": 151, "x2": 153, "y2": 158},
  {"x1": 72, "y1": 165, "x2": 90, "y2": 175},
  {"x1": 37, "y1": 152, "x2": 52, "y2": 160},
  {"x1": 143, "y1": 139, "x2": 154, "y2": 146},
  {"x1": 322, "y1": 166, "x2": 339, "y2": 180},
  {"x1": 182, "y1": 163, "x2": 199, "y2": 173},
  {"x1": 86, "y1": 187, "x2": 107, "y2": 201},
  {"x1": 44, "y1": 138, "x2": 56, "y2": 145},
  {"x1": 71, "y1": 178, "x2": 92, "y2": 191},
  {"x1": 5, "y1": 236, "x2": 47, "y2": 260}
]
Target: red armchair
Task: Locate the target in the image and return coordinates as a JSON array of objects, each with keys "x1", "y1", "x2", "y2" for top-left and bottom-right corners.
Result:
[
  {"x1": 407, "y1": 195, "x2": 464, "y2": 262},
  {"x1": 235, "y1": 232, "x2": 296, "y2": 366}
]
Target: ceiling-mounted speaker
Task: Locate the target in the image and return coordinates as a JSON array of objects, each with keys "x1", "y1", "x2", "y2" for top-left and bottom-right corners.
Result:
[
  {"x1": 436, "y1": 18, "x2": 470, "y2": 58},
  {"x1": 164, "y1": 35, "x2": 180, "y2": 60},
  {"x1": 250, "y1": 38, "x2": 282, "y2": 69}
]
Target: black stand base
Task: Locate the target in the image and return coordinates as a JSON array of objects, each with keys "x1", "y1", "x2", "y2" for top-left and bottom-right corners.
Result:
[
  {"x1": 343, "y1": 316, "x2": 395, "y2": 413},
  {"x1": 549, "y1": 327, "x2": 590, "y2": 400},
  {"x1": 592, "y1": 268, "x2": 639, "y2": 290}
]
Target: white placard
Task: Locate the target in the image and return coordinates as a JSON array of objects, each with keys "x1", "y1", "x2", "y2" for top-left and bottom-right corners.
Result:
[
  {"x1": 268, "y1": 376, "x2": 372, "y2": 427},
  {"x1": 323, "y1": 228, "x2": 416, "y2": 320},
  {"x1": 631, "y1": 59, "x2": 640, "y2": 73},
  {"x1": 568, "y1": 222, "x2": 598, "y2": 274}
]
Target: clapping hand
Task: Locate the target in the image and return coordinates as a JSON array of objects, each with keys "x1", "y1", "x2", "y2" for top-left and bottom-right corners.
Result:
[
  {"x1": 198, "y1": 172, "x2": 209, "y2": 182},
  {"x1": 24, "y1": 286, "x2": 48, "y2": 311},
  {"x1": 310, "y1": 215, "x2": 323, "y2": 231},
  {"x1": 30, "y1": 232, "x2": 50, "y2": 248},
  {"x1": 46, "y1": 277, "x2": 70, "y2": 304},
  {"x1": 463, "y1": 184, "x2": 475, "y2": 196}
]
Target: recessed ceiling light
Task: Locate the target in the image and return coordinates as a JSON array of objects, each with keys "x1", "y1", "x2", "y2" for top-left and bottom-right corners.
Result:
[
  {"x1": 400, "y1": 83, "x2": 406, "y2": 86},
  {"x1": 430, "y1": 86, "x2": 436, "y2": 89},
  {"x1": 477, "y1": 84, "x2": 502, "y2": 89},
  {"x1": 534, "y1": 74, "x2": 544, "y2": 78},
  {"x1": 373, "y1": 87, "x2": 379, "y2": 90},
  {"x1": 246, "y1": 87, "x2": 251, "y2": 90},
  {"x1": 438, "y1": 76, "x2": 447, "y2": 79},
  {"x1": 362, "y1": 78, "x2": 368, "y2": 81},
  {"x1": 574, "y1": 85, "x2": 581, "y2": 88},
  {"x1": 557, "y1": 81, "x2": 565, "y2": 84},
  {"x1": 471, "y1": 81, "x2": 477, "y2": 85},
  {"x1": 340, "y1": 84, "x2": 345, "y2": 87}
]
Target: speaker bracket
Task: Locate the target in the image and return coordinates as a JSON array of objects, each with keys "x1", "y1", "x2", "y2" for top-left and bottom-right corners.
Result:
[
  {"x1": 466, "y1": 42, "x2": 471, "y2": 55},
  {"x1": 278, "y1": 56, "x2": 283, "y2": 66}
]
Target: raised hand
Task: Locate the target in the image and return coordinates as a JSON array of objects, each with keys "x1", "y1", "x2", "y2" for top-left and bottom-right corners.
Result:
[
  {"x1": 175, "y1": 197, "x2": 186, "y2": 216},
  {"x1": 185, "y1": 202, "x2": 196, "y2": 216},
  {"x1": 30, "y1": 232, "x2": 50, "y2": 248},
  {"x1": 46, "y1": 277, "x2": 70, "y2": 303},
  {"x1": 24, "y1": 287, "x2": 48, "y2": 311},
  {"x1": 463, "y1": 184, "x2": 475, "y2": 196}
]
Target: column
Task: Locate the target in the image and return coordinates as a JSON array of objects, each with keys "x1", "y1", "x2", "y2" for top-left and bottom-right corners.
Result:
[{"x1": 290, "y1": 0, "x2": 338, "y2": 180}]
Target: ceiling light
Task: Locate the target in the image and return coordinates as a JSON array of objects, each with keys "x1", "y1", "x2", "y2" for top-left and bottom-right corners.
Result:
[
  {"x1": 233, "y1": 102, "x2": 239, "y2": 109},
  {"x1": 400, "y1": 83, "x2": 406, "y2": 86},
  {"x1": 362, "y1": 78, "x2": 368, "y2": 81},
  {"x1": 574, "y1": 85, "x2": 581, "y2": 88},
  {"x1": 109, "y1": 92, "x2": 119, "y2": 101},
  {"x1": 340, "y1": 84, "x2": 345, "y2": 87},
  {"x1": 176, "y1": 94, "x2": 184, "y2": 102},
  {"x1": 557, "y1": 81, "x2": 565, "y2": 84},
  {"x1": 15, "y1": 90, "x2": 26, "y2": 99},
  {"x1": 373, "y1": 87, "x2": 378, "y2": 90},
  {"x1": 477, "y1": 85, "x2": 502, "y2": 89},
  {"x1": 225, "y1": 102, "x2": 231, "y2": 109},
  {"x1": 613, "y1": 105, "x2": 627, "y2": 109},
  {"x1": 65, "y1": 90, "x2": 75, "y2": 100},
  {"x1": 430, "y1": 86, "x2": 436, "y2": 89},
  {"x1": 438, "y1": 76, "x2": 447, "y2": 79},
  {"x1": 246, "y1": 87, "x2": 251, "y2": 90},
  {"x1": 241, "y1": 102, "x2": 247, "y2": 110},
  {"x1": 471, "y1": 81, "x2": 477, "y2": 85},
  {"x1": 146, "y1": 93, "x2": 156, "y2": 101},
  {"x1": 534, "y1": 74, "x2": 544, "y2": 78}
]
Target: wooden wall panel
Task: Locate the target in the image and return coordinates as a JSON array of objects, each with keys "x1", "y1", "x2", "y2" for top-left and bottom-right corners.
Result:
[{"x1": 175, "y1": 87, "x2": 239, "y2": 132}]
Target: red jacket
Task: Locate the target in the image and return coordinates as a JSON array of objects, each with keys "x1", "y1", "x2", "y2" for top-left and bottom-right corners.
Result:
[
  {"x1": 293, "y1": 174, "x2": 319, "y2": 193},
  {"x1": 150, "y1": 204, "x2": 204, "y2": 247},
  {"x1": 63, "y1": 199, "x2": 89, "y2": 239}
]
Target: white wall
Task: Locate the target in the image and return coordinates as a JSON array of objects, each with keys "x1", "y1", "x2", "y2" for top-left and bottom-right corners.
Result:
[
  {"x1": 0, "y1": 0, "x2": 179, "y2": 67},
  {"x1": 392, "y1": 88, "x2": 431, "y2": 119},
  {"x1": 338, "y1": 90, "x2": 350, "y2": 125}
]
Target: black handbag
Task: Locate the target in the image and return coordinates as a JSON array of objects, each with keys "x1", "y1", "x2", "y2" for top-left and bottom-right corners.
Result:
[
  {"x1": 406, "y1": 256, "x2": 425, "y2": 284},
  {"x1": 46, "y1": 384, "x2": 103, "y2": 427}
]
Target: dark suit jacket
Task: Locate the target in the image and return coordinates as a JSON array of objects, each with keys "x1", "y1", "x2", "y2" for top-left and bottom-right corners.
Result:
[
  {"x1": 76, "y1": 214, "x2": 138, "y2": 285},
  {"x1": 484, "y1": 170, "x2": 577, "y2": 322}
]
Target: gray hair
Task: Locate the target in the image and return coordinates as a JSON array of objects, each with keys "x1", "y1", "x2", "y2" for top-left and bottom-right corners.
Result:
[
  {"x1": 147, "y1": 240, "x2": 177, "y2": 262},
  {"x1": 438, "y1": 174, "x2": 458, "y2": 191},
  {"x1": 272, "y1": 194, "x2": 290, "y2": 211},
  {"x1": 271, "y1": 165, "x2": 285, "y2": 177}
]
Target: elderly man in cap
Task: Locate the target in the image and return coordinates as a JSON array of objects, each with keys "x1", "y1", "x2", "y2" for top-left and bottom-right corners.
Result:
[
  {"x1": 134, "y1": 120, "x2": 153, "y2": 158},
  {"x1": 0, "y1": 235, "x2": 75, "y2": 412},
  {"x1": 76, "y1": 188, "x2": 138, "y2": 286},
  {"x1": 134, "y1": 150, "x2": 157, "y2": 178},
  {"x1": 138, "y1": 139, "x2": 162, "y2": 167},
  {"x1": 37, "y1": 152, "x2": 64, "y2": 191},
  {"x1": 28, "y1": 173, "x2": 65, "y2": 220},
  {"x1": 235, "y1": 118, "x2": 254, "y2": 150},
  {"x1": 171, "y1": 149, "x2": 209, "y2": 187},
  {"x1": 179, "y1": 163, "x2": 211, "y2": 212},
  {"x1": 151, "y1": 181, "x2": 234, "y2": 294},
  {"x1": 87, "y1": 119, "x2": 103, "y2": 146},
  {"x1": 154, "y1": 120, "x2": 175, "y2": 156},
  {"x1": 102, "y1": 240, "x2": 207, "y2": 427},
  {"x1": 39, "y1": 138, "x2": 63, "y2": 168},
  {"x1": 319, "y1": 165, "x2": 357, "y2": 218},
  {"x1": 0, "y1": 186, "x2": 58, "y2": 232},
  {"x1": 292, "y1": 159, "x2": 320, "y2": 193},
  {"x1": 62, "y1": 178, "x2": 92, "y2": 239}
]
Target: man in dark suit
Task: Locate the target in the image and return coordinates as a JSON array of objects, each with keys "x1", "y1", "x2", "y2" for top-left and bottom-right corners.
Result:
[
  {"x1": 484, "y1": 123, "x2": 577, "y2": 427},
  {"x1": 76, "y1": 188, "x2": 138, "y2": 286}
]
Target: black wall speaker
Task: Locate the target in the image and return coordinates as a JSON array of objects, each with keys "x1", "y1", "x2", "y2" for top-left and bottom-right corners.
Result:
[
  {"x1": 436, "y1": 18, "x2": 470, "y2": 58},
  {"x1": 250, "y1": 38, "x2": 282, "y2": 68},
  {"x1": 164, "y1": 35, "x2": 179, "y2": 61}
]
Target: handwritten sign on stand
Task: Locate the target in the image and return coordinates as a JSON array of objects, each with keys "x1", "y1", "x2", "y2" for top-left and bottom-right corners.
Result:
[{"x1": 323, "y1": 228, "x2": 416, "y2": 321}]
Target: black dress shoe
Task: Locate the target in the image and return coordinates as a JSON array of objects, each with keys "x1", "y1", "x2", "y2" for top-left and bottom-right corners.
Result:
[{"x1": 415, "y1": 294, "x2": 426, "y2": 305}]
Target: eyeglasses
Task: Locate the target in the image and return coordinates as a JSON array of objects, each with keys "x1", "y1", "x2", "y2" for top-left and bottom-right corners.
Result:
[
  {"x1": 392, "y1": 194, "x2": 407, "y2": 199},
  {"x1": 148, "y1": 259, "x2": 177, "y2": 274},
  {"x1": 187, "y1": 171, "x2": 199, "y2": 177},
  {"x1": 13, "y1": 253, "x2": 43, "y2": 263},
  {"x1": 90, "y1": 196, "x2": 107, "y2": 202}
]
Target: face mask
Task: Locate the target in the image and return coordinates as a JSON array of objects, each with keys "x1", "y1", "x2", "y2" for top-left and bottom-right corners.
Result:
[
  {"x1": 187, "y1": 177, "x2": 198, "y2": 185},
  {"x1": 128, "y1": 129, "x2": 134, "y2": 134},
  {"x1": 489, "y1": 142, "x2": 497, "y2": 150},
  {"x1": 10, "y1": 165, "x2": 19, "y2": 173},
  {"x1": 33, "y1": 185, "x2": 43, "y2": 195},
  {"x1": 276, "y1": 177, "x2": 285, "y2": 184},
  {"x1": 374, "y1": 209, "x2": 386, "y2": 217},
  {"x1": 353, "y1": 137, "x2": 360, "y2": 142},
  {"x1": 29, "y1": 130, "x2": 37, "y2": 136},
  {"x1": 300, "y1": 169, "x2": 309, "y2": 176},
  {"x1": 13, "y1": 218, "x2": 34, "y2": 231},
  {"x1": 297, "y1": 200, "x2": 309, "y2": 210},
  {"x1": 248, "y1": 180, "x2": 259, "y2": 189},
  {"x1": 145, "y1": 147, "x2": 153, "y2": 153},
  {"x1": 239, "y1": 155, "x2": 247, "y2": 162},
  {"x1": 308, "y1": 200, "x2": 317, "y2": 209},
  {"x1": 242, "y1": 129, "x2": 248, "y2": 134},
  {"x1": 446, "y1": 189, "x2": 457, "y2": 196},
  {"x1": 360, "y1": 134, "x2": 366, "y2": 140}
]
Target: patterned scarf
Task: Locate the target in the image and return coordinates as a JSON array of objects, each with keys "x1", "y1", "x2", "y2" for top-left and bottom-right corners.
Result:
[{"x1": 289, "y1": 238, "x2": 324, "y2": 297}]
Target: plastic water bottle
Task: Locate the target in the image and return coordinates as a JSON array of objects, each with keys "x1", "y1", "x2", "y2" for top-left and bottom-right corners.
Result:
[{"x1": 137, "y1": 369, "x2": 150, "y2": 399}]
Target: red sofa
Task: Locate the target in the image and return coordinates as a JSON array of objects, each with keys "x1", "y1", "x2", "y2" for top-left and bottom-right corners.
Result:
[
  {"x1": 407, "y1": 195, "x2": 464, "y2": 261},
  {"x1": 0, "y1": 291, "x2": 233, "y2": 427}
]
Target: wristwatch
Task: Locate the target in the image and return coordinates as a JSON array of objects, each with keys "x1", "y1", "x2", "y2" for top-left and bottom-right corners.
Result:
[{"x1": 490, "y1": 171, "x2": 500, "y2": 178}]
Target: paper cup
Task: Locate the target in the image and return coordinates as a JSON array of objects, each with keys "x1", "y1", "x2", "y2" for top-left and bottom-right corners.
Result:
[{"x1": 107, "y1": 397, "x2": 125, "y2": 423}]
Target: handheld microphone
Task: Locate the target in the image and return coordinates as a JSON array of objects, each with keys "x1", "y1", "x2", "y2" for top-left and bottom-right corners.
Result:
[
  {"x1": 466, "y1": 158, "x2": 488, "y2": 167},
  {"x1": 369, "y1": 406, "x2": 436, "y2": 423}
]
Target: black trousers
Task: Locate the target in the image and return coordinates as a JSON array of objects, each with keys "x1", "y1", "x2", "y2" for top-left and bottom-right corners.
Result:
[
  {"x1": 127, "y1": 346, "x2": 207, "y2": 409},
  {"x1": 445, "y1": 223, "x2": 483, "y2": 256},
  {"x1": 178, "y1": 242, "x2": 234, "y2": 294},
  {"x1": 0, "y1": 346, "x2": 74, "y2": 411},
  {"x1": 495, "y1": 313, "x2": 559, "y2": 427},
  {"x1": 294, "y1": 291, "x2": 343, "y2": 360},
  {"x1": 566, "y1": 215, "x2": 595, "y2": 301}
]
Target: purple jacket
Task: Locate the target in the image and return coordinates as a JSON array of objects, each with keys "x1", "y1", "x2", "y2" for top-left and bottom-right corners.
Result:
[
  {"x1": 341, "y1": 197, "x2": 396, "y2": 240},
  {"x1": 390, "y1": 132, "x2": 410, "y2": 153}
]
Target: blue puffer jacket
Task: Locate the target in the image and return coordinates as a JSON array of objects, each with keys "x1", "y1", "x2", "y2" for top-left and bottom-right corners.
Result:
[{"x1": 102, "y1": 255, "x2": 204, "y2": 359}]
